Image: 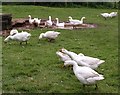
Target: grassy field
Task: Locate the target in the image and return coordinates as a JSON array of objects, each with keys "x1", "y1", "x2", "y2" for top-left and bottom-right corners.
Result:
[{"x1": 2, "y1": 5, "x2": 118, "y2": 93}]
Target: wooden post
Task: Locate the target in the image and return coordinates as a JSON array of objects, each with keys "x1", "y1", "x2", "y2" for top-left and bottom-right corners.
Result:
[{"x1": 0, "y1": 13, "x2": 12, "y2": 30}]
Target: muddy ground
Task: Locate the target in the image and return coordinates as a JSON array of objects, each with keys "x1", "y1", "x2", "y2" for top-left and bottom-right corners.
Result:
[{"x1": 0, "y1": 18, "x2": 97, "y2": 37}]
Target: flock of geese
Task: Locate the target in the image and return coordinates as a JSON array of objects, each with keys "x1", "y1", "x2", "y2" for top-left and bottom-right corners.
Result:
[
  {"x1": 4, "y1": 29, "x2": 105, "y2": 90},
  {"x1": 4, "y1": 29, "x2": 60, "y2": 43},
  {"x1": 28, "y1": 11, "x2": 117, "y2": 28},
  {"x1": 100, "y1": 12, "x2": 117, "y2": 20},
  {"x1": 56, "y1": 48, "x2": 105, "y2": 89},
  {"x1": 3, "y1": 11, "x2": 117, "y2": 90},
  {"x1": 28, "y1": 15, "x2": 86, "y2": 28},
  {"x1": 4, "y1": 11, "x2": 117, "y2": 44}
]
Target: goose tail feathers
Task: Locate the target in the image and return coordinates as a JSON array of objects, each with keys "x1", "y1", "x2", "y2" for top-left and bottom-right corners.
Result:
[
  {"x1": 87, "y1": 75, "x2": 104, "y2": 83},
  {"x1": 98, "y1": 60, "x2": 105, "y2": 65}
]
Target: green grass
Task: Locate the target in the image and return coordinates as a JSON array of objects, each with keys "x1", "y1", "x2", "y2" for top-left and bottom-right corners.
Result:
[
  {"x1": 0, "y1": 37, "x2": 2, "y2": 94},
  {"x1": 2, "y1": 5, "x2": 118, "y2": 93}
]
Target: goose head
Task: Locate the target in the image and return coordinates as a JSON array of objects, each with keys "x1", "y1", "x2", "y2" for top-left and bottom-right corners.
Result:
[
  {"x1": 39, "y1": 33, "x2": 44, "y2": 39},
  {"x1": 27, "y1": 33, "x2": 31, "y2": 38},
  {"x1": 68, "y1": 16, "x2": 73, "y2": 20},
  {"x1": 56, "y1": 51, "x2": 61, "y2": 55},
  {"x1": 10, "y1": 29, "x2": 18, "y2": 36},
  {"x1": 81, "y1": 17, "x2": 86, "y2": 20},
  {"x1": 59, "y1": 48, "x2": 68, "y2": 54},
  {"x1": 56, "y1": 18, "x2": 58, "y2": 20},
  {"x1": 56, "y1": 51, "x2": 66, "y2": 57},
  {"x1": 4, "y1": 35, "x2": 12, "y2": 43},
  {"x1": 56, "y1": 32, "x2": 60, "y2": 35},
  {"x1": 28, "y1": 15, "x2": 31, "y2": 18},
  {"x1": 55, "y1": 18, "x2": 59, "y2": 23},
  {"x1": 68, "y1": 16, "x2": 72, "y2": 19},
  {"x1": 56, "y1": 51, "x2": 64, "y2": 58},
  {"x1": 49, "y1": 16, "x2": 51, "y2": 20}
]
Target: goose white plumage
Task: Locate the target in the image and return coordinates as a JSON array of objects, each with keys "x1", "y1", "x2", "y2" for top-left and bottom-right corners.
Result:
[
  {"x1": 64, "y1": 60, "x2": 104, "y2": 89},
  {"x1": 78, "y1": 54, "x2": 105, "y2": 69},
  {"x1": 4, "y1": 31, "x2": 31, "y2": 44},
  {"x1": 55, "y1": 18, "x2": 65, "y2": 27},
  {"x1": 39, "y1": 31, "x2": 60, "y2": 42},
  {"x1": 68, "y1": 16, "x2": 80, "y2": 25},
  {"x1": 68, "y1": 16, "x2": 86, "y2": 25},
  {"x1": 34, "y1": 18, "x2": 41, "y2": 26},
  {"x1": 28, "y1": 15, "x2": 35, "y2": 24},
  {"x1": 100, "y1": 12, "x2": 117, "y2": 19},
  {"x1": 109, "y1": 12, "x2": 117, "y2": 18},
  {"x1": 60, "y1": 48, "x2": 105, "y2": 69},
  {"x1": 79, "y1": 17, "x2": 86, "y2": 24},
  {"x1": 10, "y1": 29, "x2": 19, "y2": 36},
  {"x1": 56, "y1": 51, "x2": 71, "y2": 62},
  {"x1": 45, "y1": 16, "x2": 53, "y2": 27},
  {"x1": 100, "y1": 13, "x2": 110, "y2": 18}
]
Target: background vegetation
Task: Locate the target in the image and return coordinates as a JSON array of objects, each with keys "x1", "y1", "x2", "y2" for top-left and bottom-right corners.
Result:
[{"x1": 2, "y1": 2, "x2": 118, "y2": 9}]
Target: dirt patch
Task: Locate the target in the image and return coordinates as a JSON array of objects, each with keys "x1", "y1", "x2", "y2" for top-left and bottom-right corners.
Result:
[
  {"x1": 0, "y1": 18, "x2": 98, "y2": 37},
  {"x1": 57, "y1": 23, "x2": 97, "y2": 30}
]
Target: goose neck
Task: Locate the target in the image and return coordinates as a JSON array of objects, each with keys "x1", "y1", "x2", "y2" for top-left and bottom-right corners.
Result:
[
  {"x1": 4, "y1": 36, "x2": 11, "y2": 42},
  {"x1": 63, "y1": 49, "x2": 70, "y2": 55},
  {"x1": 56, "y1": 18, "x2": 59, "y2": 24},
  {"x1": 49, "y1": 16, "x2": 51, "y2": 21},
  {"x1": 40, "y1": 33, "x2": 44, "y2": 38},
  {"x1": 81, "y1": 17, "x2": 85, "y2": 23},
  {"x1": 29, "y1": 15, "x2": 32, "y2": 19},
  {"x1": 69, "y1": 17, "x2": 72, "y2": 21},
  {"x1": 72, "y1": 61, "x2": 79, "y2": 71},
  {"x1": 9, "y1": 35, "x2": 14, "y2": 39},
  {"x1": 57, "y1": 52, "x2": 62, "y2": 57}
]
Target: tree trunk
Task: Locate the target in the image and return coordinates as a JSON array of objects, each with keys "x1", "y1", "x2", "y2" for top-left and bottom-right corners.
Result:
[
  {"x1": 114, "y1": 2, "x2": 117, "y2": 8},
  {"x1": 65, "y1": 0, "x2": 67, "y2": 7}
]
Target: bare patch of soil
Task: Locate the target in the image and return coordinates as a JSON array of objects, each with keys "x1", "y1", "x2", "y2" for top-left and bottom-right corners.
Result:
[{"x1": 0, "y1": 18, "x2": 98, "y2": 37}]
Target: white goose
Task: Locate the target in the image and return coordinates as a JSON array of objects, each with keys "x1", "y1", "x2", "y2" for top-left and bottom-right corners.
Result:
[
  {"x1": 55, "y1": 18, "x2": 65, "y2": 27},
  {"x1": 100, "y1": 13, "x2": 111, "y2": 19},
  {"x1": 10, "y1": 29, "x2": 19, "y2": 36},
  {"x1": 45, "y1": 16, "x2": 53, "y2": 27},
  {"x1": 34, "y1": 18, "x2": 41, "y2": 26},
  {"x1": 68, "y1": 16, "x2": 86, "y2": 25},
  {"x1": 56, "y1": 51, "x2": 71, "y2": 62},
  {"x1": 79, "y1": 17, "x2": 86, "y2": 24},
  {"x1": 4, "y1": 31, "x2": 31, "y2": 45},
  {"x1": 28, "y1": 15, "x2": 35, "y2": 24},
  {"x1": 60, "y1": 48, "x2": 105, "y2": 69},
  {"x1": 64, "y1": 60, "x2": 104, "y2": 89},
  {"x1": 109, "y1": 12, "x2": 117, "y2": 18},
  {"x1": 39, "y1": 31, "x2": 60, "y2": 42}
]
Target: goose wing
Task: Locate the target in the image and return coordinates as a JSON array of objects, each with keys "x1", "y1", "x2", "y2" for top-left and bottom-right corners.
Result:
[
  {"x1": 45, "y1": 31, "x2": 60, "y2": 39},
  {"x1": 76, "y1": 66, "x2": 100, "y2": 79}
]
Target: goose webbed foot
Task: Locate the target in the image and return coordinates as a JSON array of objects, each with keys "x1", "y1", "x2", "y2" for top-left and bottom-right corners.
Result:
[
  {"x1": 48, "y1": 39, "x2": 55, "y2": 42},
  {"x1": 25, "y1": 41, "x2": 28, "y2": 44},
  {"x1": 95, "y1": 84, "x2": 98, "y2": 90},
  {"x1": 83, "y1": 84, "x2": 86, "y2": 90},
  {"x1": 20, "y1": 42, "x2": 22, "y2": 45},
  {"x1": 62, "y1": 64, "x2": 66, "y2": 68}
]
